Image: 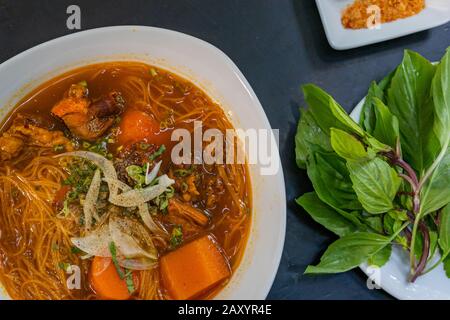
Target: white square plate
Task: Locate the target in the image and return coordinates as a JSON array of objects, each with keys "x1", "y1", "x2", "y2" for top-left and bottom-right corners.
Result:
[{"x1": 315, "y1": 0, "x2": 450, "y2": 50}]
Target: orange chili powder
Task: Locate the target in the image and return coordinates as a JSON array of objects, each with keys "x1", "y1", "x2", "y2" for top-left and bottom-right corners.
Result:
[{"x1": 341, "y1": 0, "x2": 425, "y2": 29}]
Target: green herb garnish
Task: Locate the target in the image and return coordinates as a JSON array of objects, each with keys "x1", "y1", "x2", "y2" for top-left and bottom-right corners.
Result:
[
  {"x1": 58, "y1": 198, "x2": 70, "y2": 217},
  {"x1": 170, "y1": 225, "x2": 183, "y2": 248},
  {"x1": 173, "y1": 166, "x2": 194, "y2": 178},
  {"x1": 149, "y1": 145, "x2": 166, "y2": 161},
  {"x1": 154, "y1": 186, "x2": 174, "y2": 212},
  {"x1": 53, "y1": 144, "x2": 65, "y2": 152},
  {"x1": 109, "y1": 242, "x2": 125, "y2": 279},
  {"x1": 82, "y1": 141, "x2": 91, "y2": 149},
  {"x1": 58, "y1": 262, "x2": 71, "y2": 271},
  {"x1": 126, "y1": 165, "x2": 146, "y2": 188},
  {"x1": 124, "y1": 270, "x2": 135, "y2": 294},
  {"x1": 71, "y1": 246, "x2": 83, "y2": 254},
  {"x1": 139, "y1": 142, "x2": 151, "y2": 150},
  {"x1": 63, "y1": 158, "x2": 97, "y2": 205}
]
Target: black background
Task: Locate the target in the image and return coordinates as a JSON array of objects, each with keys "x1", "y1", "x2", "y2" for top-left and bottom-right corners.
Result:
[{"x1": 0, "y1": 0, "x2": 449, "y2": 300}]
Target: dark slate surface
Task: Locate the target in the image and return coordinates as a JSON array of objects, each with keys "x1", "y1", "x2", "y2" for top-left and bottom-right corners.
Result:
[{"x1": 0, "y1": 0, "x2": 449, "y2": 300}]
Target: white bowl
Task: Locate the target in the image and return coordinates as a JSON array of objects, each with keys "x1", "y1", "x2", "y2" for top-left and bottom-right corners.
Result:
[{"x1": 0, "y1": 26, "x2": 286, "y2": 300}]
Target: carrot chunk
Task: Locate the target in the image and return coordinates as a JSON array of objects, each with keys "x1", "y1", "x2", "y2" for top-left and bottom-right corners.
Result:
[
  {"x1": 118, "y1": 109, "x2": 170, "y2": 146},
  {"x1": 160, "y1": 235, "x2": 231, "y2": 300},
  {"x1": 90, "y1": 256, "x2": 133, "y2": 300}
]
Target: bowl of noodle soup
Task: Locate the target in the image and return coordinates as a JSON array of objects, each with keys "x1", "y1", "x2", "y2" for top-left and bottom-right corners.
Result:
[{"x1": 0, "y1": 26, "x2": 285, "y2": 300}]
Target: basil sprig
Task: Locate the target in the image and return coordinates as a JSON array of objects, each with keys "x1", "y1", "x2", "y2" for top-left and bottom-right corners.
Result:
[{"x1": 296, "y1": 48, "x2": 450, "y2": 281}]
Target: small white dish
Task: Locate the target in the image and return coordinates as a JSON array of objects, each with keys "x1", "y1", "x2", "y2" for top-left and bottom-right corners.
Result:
[
  {"x1": 351, "y1": 99, "x2": 450, "y2": 300},
  {"x1": 0, "y1": 26, "x2": 286, "y2": 300},
  {"x1": 315, "y1": 0, "x2": 450, "y2": 50}
]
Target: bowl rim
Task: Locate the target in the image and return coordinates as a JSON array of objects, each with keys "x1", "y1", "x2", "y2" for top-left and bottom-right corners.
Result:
[{"x1": 0, "y1": 25, "x2": 287, "y2": 300}]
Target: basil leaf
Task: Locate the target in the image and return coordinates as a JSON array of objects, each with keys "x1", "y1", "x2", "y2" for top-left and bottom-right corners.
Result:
[
  {"x1": 304, "y1": 232, "x2": 391, "y2": 274},
  {"x1": 432, "y1": 48, "x2": 450, "y2": 148},
  {"x1": 296, "y1": 192, "x2": 361, "y2": 237},
  {"x1": 295, "y1": 109, "x2": 332, "y2": 169},
  {"x1": 302, "y1": 84, "x2": 390, "y2": 154},
  {"x1": 330, "y1": 128, "x2": 368, "y2": 161},
  {"x1": 347, "y1": 158, "x2": 402, "y2": 214},
  {"x1": 429, "y1": 230, "x2": 439, "y2": 262},
  {"x1": 362, "y1": 216, "x2": 383, "y2": 233},
  {"x1": 438, "y1": 204, "x2": 450, "y2": 256},
  {"x1": 387, "y1": 50, "x2": 437, "y2": 173},
  {"x1": 444, "y1": 256, "x2": 450, "y2": 278},
  {"x1": 368, "y1": 244, "x2": 392, "y2": 267},
  {"x1": 360, "y1": 82, "x2": 385, "y2": 133},
  {"x1": 306, "y1": 151, "x2": 362, "y2": 211},
  {"x1": 302, "y1": 84, "x2": 365, "y2": 137},
  {"x1": 420, "y1": 150, "x2": 450, "y2": 215},
  {"x1": 360, "y1": 70, "x2": 396, "y2": 133},
  {"x1": 371, "y1": 98, "x2": 400, "y2": 148}
]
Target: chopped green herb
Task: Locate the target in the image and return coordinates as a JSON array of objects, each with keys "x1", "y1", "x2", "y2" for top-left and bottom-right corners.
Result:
[
  {"x1": 63, "y1": 158, "x2": 97, "y2": 205},
  {"x1": 125, "y1": 270, "x2": 135, "y2": 294},
  {"x1": 78, "y1": 215, "x2": 85, "y2": 226},
  {"x1": 82, "y1": 141, "x2": 91, "y2": 149},
  {"x1": 139, "y1": 142, "x2": 151, "y2": 150},
  {"x1": 150, "y1": 68, "x2": 158, "y2": 77},
  {"x1": 170, "y1": 225, "x2": 183, "y2": 248},
  {"x1": 58, "y1": 198, "x2": 70, "y2": 217},
  {"x1": 109, "y1": 242, "x2": 125, "y2": 279},
  {"x1": 81, "y1": 136, "x2": 112, "y2": 157},
  {"x1": 149, "y1": 145, "x2": 166, "y2": 161},
  {"x1": 78, "y1": 80, "x2": 88, "y2": 87},
  {"x1": 52, "y1": 243, "x2": 60, "y2": 251},
  {"x1": 154, "y1": 186, "x2": 174, "y2": 212},
  {"x1": 126, "y1": 165, "x2": 145, "y2": 187},
  {"x1": 58, "y1": 262, "x2": 71, "y2": 272},
  {"x1": 71, "y1": 246, "x2": 83, "y2": 254},
  {"x1": 181, "y1": 182, "x2": 189, "y2": 193},
  {"x1": 53, "y1": 144, "x2": 65, "y2": 152},
  {"x1": 173, "y1": 166, "x2": 194, "y2": 177}
]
